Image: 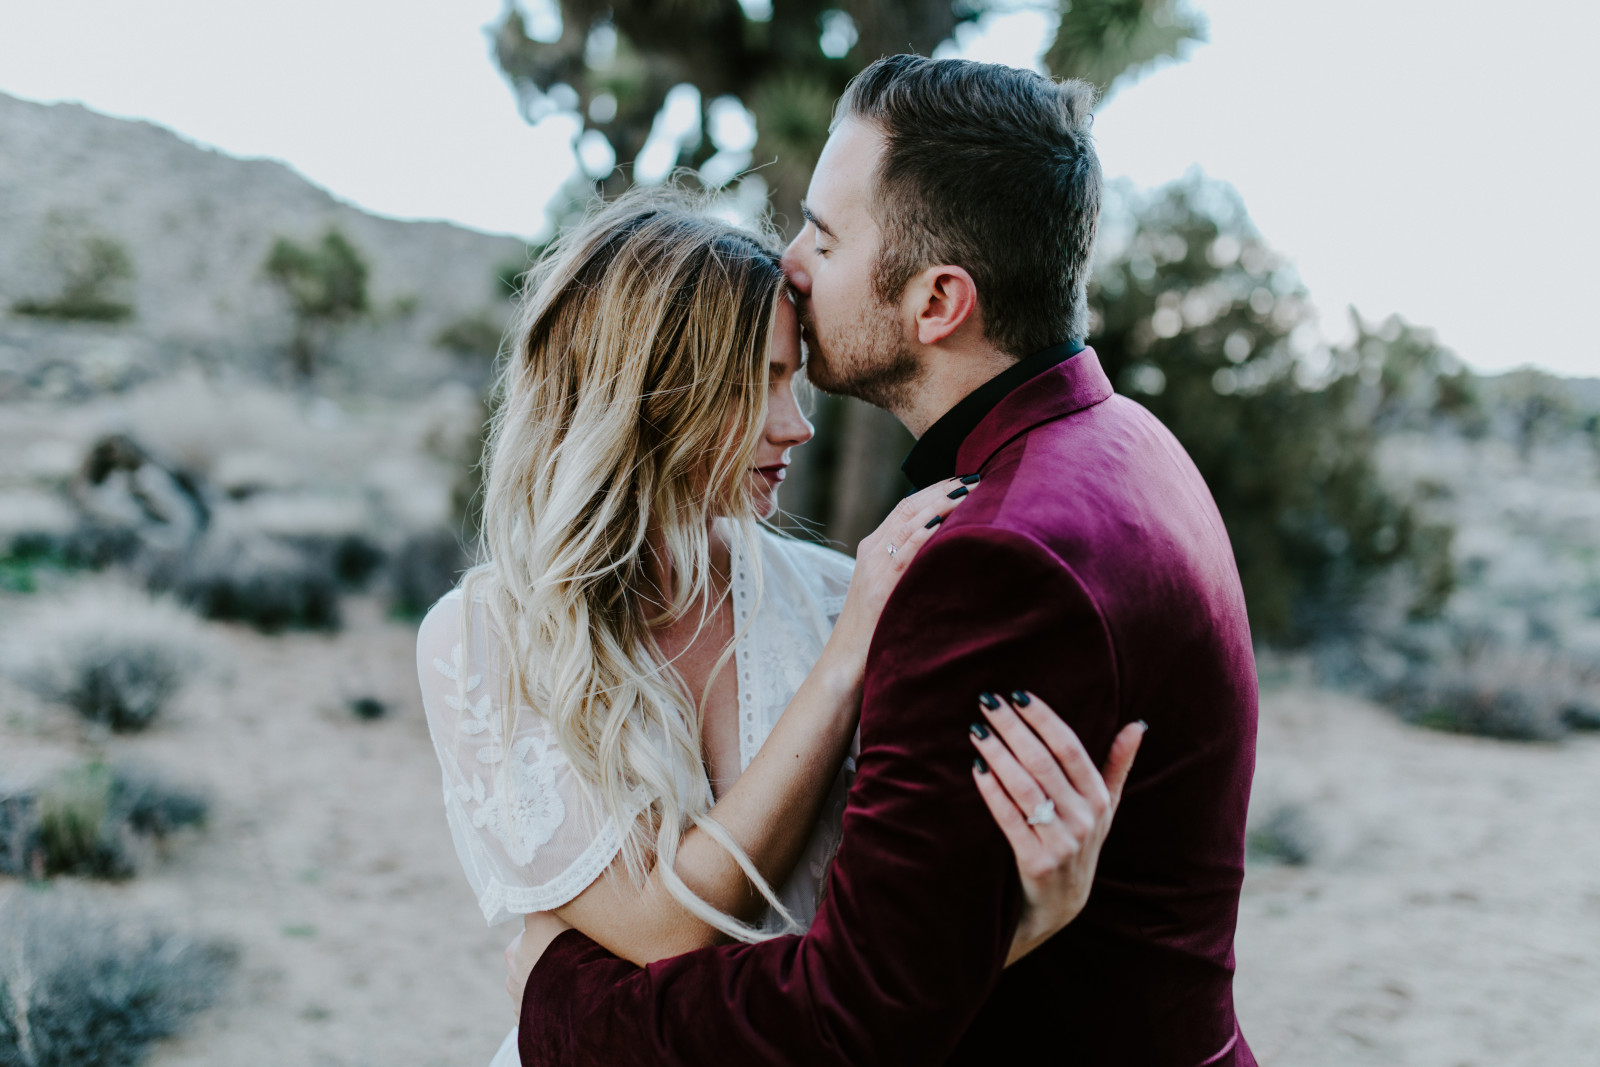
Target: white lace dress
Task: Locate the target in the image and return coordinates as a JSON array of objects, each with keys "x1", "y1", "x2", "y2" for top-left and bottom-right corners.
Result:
[{"x1": 415, "y1": 528, "x2": 856, "y2": 1066}]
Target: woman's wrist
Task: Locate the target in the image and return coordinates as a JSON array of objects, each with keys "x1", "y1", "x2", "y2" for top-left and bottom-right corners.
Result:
[{"x1": 810, "y1": 638, "x2": 866, "y2": 712}]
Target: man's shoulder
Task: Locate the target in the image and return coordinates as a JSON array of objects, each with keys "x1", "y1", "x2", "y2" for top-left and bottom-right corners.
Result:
[{"x1": 979, "y1": 394, "x2": 1221, "y2": 543}]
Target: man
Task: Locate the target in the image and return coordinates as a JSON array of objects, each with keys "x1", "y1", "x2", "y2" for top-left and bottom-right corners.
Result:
[{"x1": 514, "y1": 54, "x2": 1258, "y2": 1065}]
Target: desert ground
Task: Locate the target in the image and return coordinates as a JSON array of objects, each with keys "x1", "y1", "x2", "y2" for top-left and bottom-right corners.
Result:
[{"x1": 4, "y1": 597, "x2": 1597, "y2": 1067}]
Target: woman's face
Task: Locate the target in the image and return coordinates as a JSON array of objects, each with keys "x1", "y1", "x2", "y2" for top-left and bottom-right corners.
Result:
[{"x1": 747, "y1": 298, "x2": 815, "y2": 519}]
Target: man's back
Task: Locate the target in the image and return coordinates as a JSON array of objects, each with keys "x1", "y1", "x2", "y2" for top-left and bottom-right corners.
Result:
[
  {"x1": 932, "y1": 363, "x2": 1258, "y2": 1064},
  {"x1": 518, "y1": 351, "x2": 1257, "y2": 1067}
]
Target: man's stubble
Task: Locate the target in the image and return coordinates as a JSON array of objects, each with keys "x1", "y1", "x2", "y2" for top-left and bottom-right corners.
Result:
[{"x1": 795, "y1": 294, "x2": 921, "y2": 415}]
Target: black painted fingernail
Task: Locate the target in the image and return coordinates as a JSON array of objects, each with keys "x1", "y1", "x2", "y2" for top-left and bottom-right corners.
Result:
[
  {"x1": 973, "y1": 755, "x2": 989, "y2": 774},
  {"x1": 925, "y1": 514, "x2": 944, "y2": 529},
  {"x1": 947, "y1": 485, "x2": 969, "y2": 500},
  {"x1": 960, "y1": 474, "x2": 982, "y2": 484},
  {"x1": 978, "y1": 691, "x2": 1001, "y2": 711},
  {"x1": 970, "y1": 721, "x2": 989, "y2": 740},
  {"x1": 1010, "y1": 690, "x2": 1031, "y2": 707}
]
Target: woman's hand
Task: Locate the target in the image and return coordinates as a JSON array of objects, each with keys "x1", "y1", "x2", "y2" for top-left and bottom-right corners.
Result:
[
  {"x1": 505, "y1": 911, "x2": 572, "y2": 1020},
  {"x1": 967, "y1": 691, "x2": 1145, "y2": 965},
  {"x1": 825, "y1": 475, "x2": 978, "y2": 682}
]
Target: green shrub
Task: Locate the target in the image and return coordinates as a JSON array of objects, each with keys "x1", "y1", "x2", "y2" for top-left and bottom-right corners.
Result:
[
  {"x1": 11, "y1": 236, "x2": 135, "y2": 323},
  {"x1": 0, "y1": 538, "x2": 71, "y2": 594},
  {"x1": 433, "y1": 312, "x2": 506, "y2": 359},
  {"x1": 0, "y1": 894, "x2": 233, "y2": 1067}
]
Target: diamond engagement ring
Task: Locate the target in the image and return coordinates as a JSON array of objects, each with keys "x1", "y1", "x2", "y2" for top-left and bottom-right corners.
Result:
[
  {"x1": 1026, "y1": 799, "x2": 1058, "y2": 826},
  {"x1": 886, "y1": 542, "x2": 899, "y2": 558}
]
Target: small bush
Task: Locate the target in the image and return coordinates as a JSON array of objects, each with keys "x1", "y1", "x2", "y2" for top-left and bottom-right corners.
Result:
[
  {"x1": 10, "y1": 235, "x2": 135, "y2": 324},
  {"x1": 110, "y1": 769, "x2": 209, "y2": 839},
  {"x1": 36, "y1": 765, "x2": 133, "y2": 879},
  {"x1": 0, "y1": 793, "x2": 40, "y2": 877},
  {"x1": 0, "y1": 894, "x2": 233, "y2": 1067},
  {"x1": 0, "y1": 538, "x2": 71, "y2": 594},
  {"x1": 433, "y1": 312, "x2": 505, "y2": 359},
  {"x1": 348, "y1": 696, "x2": 388, "y2": 721},
  {"x1": 389, "y1": 528, "x2": 469, "y2": 617},
  {"x1": 1247, "y1": 802, "x2": 1318, "y2": 867},
  {"x1": 0, "y1": 492, "x2": 79, "y2": 592},
  {"x1": 3, "y1": 585, "x2": 207, "y2": 732},
  {"x1": 0, "y1": 765, "x2": 208, "y2": 880},
  {"x1": 166, "y1": 527, "x2": 340, "y2": 632},
  {"x1": 1389, "y1": 639, "x2": 1592, "y2": 742}
]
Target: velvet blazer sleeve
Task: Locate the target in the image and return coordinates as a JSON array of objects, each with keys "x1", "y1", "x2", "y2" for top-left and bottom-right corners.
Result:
[{"x1": 519, "y1": 527, "x2": 1121, "y2": 1067}]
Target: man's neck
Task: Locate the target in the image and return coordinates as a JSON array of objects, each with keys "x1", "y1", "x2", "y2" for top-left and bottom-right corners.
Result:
[{"x1": 893, "y1": 345, "x2": 1018, "y2": 438}]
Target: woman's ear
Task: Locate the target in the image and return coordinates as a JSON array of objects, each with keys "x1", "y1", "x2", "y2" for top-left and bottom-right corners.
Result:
[{"x1": 909, "y1": 264, "x2": 979, "y2": 346}]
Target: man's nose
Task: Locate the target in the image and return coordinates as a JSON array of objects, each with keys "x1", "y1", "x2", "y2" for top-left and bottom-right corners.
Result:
[{"x1": 779, "y1": 235, "x2": 811, "y2": 294}]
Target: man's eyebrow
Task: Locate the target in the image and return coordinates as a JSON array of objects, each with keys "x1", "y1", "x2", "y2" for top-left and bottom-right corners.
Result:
[{"x1": 800, "y1": 202, "x2": 837, "y2": 240}]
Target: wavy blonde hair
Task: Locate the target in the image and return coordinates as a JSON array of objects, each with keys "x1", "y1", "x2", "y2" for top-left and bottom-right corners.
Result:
[{"x1": 461, "y1": 189, "x2": 795, "y2": 940}]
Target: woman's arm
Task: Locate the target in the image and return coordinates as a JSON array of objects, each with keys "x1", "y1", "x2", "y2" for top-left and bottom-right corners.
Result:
[
  {"x1": 547, "y1": 477, "x2": 977, "y2": 966},
  {"x1": 507, "y1": 690, "x2": 1142, "y2": 1001}
]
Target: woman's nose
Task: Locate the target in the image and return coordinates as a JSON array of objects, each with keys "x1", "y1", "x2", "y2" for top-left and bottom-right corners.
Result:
[{"x1": 770, "y1": 389, "x2": 814, "y2": 448}]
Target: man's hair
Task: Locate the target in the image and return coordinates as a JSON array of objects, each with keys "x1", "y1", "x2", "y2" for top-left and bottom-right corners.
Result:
[{"x1": 836, "y1": 54, "x2": 1102, "y2": 357}]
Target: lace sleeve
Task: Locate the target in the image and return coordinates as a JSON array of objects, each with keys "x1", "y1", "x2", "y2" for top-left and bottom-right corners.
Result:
[{"x1": 416, "y1": 591, "x2": 626, "y2": 926}]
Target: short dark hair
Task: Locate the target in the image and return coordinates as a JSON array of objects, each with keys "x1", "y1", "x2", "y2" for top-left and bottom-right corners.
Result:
[{"x1": 837, "y1": 54, "x2": 1102, "y2": 357}]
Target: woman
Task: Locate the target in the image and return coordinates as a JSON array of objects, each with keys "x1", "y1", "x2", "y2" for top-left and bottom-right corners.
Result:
[{"x1": 415, "y1": 191, "x2": 1140, "y2": 1064}]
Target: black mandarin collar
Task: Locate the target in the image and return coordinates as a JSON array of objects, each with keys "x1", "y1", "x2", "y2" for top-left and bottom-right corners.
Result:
[{"x1": 901, "y1": 339, "x2": 1084, "y2": 490}]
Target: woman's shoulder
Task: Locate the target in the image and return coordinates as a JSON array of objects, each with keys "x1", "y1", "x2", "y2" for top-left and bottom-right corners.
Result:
[
  {"x1": 755, "y1": 528, "x2": 853, "y2": 618},
  {"x1": 758, "y1": 528, "x2": 855, "y2": 580}
]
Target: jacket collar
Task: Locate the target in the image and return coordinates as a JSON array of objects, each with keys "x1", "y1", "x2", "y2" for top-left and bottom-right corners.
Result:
[{"x1": 955, "y1": 347, "x2": 1114, "y2": 475}]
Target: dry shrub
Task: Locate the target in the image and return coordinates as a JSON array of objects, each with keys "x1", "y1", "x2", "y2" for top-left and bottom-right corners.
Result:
[
  {"x1": 1392, "y1": 639, "x2": 1596, "y2": 742},
  {"x1": 0, "y1": 765, "x2": 208, "y2": 880},
  {"x1": 2, "y1": 585, "x2": 208, "y2": 732},
  {"x1": 389, "y1": 528, "x2": 469, "y2": 617},
  {"x1": 0, "y1": 894, "x2": 233, "y2": 1067},
  {"x1": 1247, "y1": 802, "x2": 1319, "y2": 867},
  {"x1": 163, "y1": 525, "x2": 341, "y2": 632}
]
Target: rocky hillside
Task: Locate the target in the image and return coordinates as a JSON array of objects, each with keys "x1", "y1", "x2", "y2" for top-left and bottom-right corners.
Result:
[{"x1": 0, "y1": 93, "x2": 525, "y2": 397}]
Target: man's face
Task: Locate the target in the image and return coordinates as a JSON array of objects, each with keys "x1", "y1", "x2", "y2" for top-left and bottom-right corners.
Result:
[{"x1": 780, "y1": 118, "x2": 918, "y2": 411}]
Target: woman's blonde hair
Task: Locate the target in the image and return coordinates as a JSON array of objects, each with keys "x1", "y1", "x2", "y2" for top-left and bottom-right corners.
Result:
[{"x1": 461, "y1": 189, "x2": 795, "y2": 940}]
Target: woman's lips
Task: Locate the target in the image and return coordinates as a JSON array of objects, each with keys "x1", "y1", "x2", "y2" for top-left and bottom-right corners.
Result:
[{"x1": 754, "y1": 465, "x2": 788, "y2": 486}]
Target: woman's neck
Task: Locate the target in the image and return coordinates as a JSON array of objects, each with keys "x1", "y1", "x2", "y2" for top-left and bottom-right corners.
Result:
[{"x1": 641, "y1": 520, "x2": 731, "y2": 624}]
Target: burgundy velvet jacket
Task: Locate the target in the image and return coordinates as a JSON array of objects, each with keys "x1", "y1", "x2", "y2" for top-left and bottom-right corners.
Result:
[{"x1": 520, "y1": 350, "x2": 1259, "y2": 1066}]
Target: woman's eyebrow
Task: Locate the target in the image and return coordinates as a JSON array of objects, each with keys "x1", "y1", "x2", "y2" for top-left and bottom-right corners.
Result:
[{"x1": 800, "y1": 202, "x2": 837, "y2": 240}]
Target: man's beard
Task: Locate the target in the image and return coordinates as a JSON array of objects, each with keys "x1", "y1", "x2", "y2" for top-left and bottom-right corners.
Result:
[{"x1": 797, "y1": 298, "x2": 920, "y2": 413}]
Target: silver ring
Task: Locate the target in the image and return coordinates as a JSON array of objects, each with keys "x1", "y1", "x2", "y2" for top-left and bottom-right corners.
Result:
[
  {"x1": 886, "y1": 542, "x2": 899, "y2": 558},
  {"x1": 1026, "y1": 799, "x2": 1058, "y2": 826}
]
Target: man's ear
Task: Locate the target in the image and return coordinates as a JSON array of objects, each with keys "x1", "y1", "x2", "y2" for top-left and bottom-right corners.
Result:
[{"x1": 908, "y1": 264, "x2": 979, "y2": 346}]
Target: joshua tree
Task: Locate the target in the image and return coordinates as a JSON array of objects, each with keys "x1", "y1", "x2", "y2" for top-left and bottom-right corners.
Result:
[{"x1": 491, "y1": 0, "x2": 1204, "y2": 545}]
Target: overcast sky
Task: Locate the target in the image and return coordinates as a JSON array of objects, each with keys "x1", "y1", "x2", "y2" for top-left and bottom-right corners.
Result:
[{"x1": 1, "y1": 0, "x2": 1594, "y2": 377}]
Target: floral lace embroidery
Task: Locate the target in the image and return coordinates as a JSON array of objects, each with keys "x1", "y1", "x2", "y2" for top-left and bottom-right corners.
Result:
[
  {"x1": 434, "y1": 642, "x2": 566, "y2": 867},
  {"x1": 419, "y1": 530, "x2": 856, "y2": 929}
]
